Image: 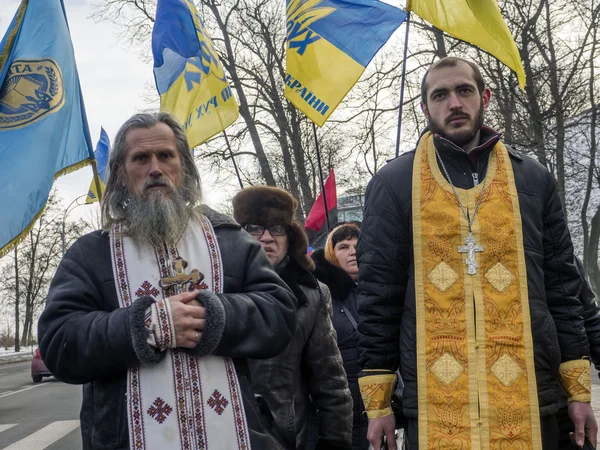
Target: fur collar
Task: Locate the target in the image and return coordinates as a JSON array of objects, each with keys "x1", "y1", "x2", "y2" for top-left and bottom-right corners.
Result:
[
  {"x1": 276, "y1": 258, "x2": 318, "y2": 306},
  {"x1": 312, "y1": 248, "x2": 355, "y2": 301},
  {"x1": 196, "y1": 205, "x2": 240, "y2": 228}
]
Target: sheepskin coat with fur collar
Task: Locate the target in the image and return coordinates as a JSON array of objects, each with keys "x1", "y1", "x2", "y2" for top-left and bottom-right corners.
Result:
[{"x1": 38, "y1": 206, "x2": 296, "y2": 450}]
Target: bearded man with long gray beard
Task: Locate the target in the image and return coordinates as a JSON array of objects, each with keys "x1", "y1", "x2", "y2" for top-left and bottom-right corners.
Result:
[{"x1": 38, "y1": 112, "x2": 297, "y2": 450}]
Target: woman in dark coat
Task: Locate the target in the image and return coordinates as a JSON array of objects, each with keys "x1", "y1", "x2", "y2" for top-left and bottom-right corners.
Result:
[{"x1": 312, "y1": 223, "x2": 368, "y2": 450}]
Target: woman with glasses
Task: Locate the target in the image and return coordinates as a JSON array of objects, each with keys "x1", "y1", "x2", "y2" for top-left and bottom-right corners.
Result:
[
  {"x1": 312, "y1": 223, "x2": 367, "y2": 450},
  {"x1": 233, "y1": 187, "x2": 353, "y2": 450}
]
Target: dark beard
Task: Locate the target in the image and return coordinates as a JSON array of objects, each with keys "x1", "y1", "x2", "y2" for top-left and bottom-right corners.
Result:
[
  {"x1": 125, "y1": 188, "x2": 191, "y2": 248},
  {"x1": 428, "y1": 101, "x2": 485, "y2": 148}
]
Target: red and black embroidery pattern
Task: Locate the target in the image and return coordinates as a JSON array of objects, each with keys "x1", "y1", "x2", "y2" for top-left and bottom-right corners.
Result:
[
  {"x1": 147, "y1": 398, "x2": 173, "y2": 424},
  {"x1": 112, "y1": 223, "x2": 146, "y2": 449},
  {"x1": 189, "y1": 280, "x2": 209, "y2": 291},
  {"x1": 154, "y1": 299, "x2": 173, "y2": 350},
  {"x1": 199, "y1": 216, "x2": 223, "y2": 292},
  {"x1": 135, "y1": 281, "x2": 160, "y2": 298},
  {"x1": 171, "y1": 349, "x2": 191, "y2": 449},
  {"x1": 225, "y1": 358, "x2": 250, "y2": 449},
  {"x1": 207, "y1": 390, "x2": 229, "y2": 415}
]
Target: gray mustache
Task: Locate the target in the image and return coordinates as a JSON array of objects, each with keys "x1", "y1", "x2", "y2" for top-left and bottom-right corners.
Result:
[{"x1": 144, "y1": 178, "x2": 174, "y2": 190}]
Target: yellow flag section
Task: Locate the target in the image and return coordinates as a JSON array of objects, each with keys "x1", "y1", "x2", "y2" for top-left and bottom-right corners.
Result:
[
  {"x1": 407, "y1": 0, "x2": 526, "y2": 88},
  {"x1": 285, "y1": 0, "x2": 406, "y2": 126},
  {"x1": 85, "y1": 127, "x2": 109, "y2": 204},
  {"x1": 86, "y1": 177, "x2": 105, "y2": 204},
  {"x1": 152, "y1": 0, "x2": 239, "y2": 148}
]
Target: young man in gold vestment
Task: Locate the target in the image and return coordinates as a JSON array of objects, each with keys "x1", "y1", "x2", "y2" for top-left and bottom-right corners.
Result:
[{"x1": 356, "y1": 57, "x2": 597, "y2": 450}]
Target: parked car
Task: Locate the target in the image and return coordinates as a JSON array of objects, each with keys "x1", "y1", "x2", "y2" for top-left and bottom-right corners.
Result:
[{"x1": 31, "y1": 348, "x2": 52, "y2": 383}]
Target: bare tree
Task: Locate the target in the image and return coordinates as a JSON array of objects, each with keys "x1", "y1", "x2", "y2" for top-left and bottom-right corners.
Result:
[
  {"x1": 0, "y1": 193, "x2": 85, "y2": 347},
  {"x1": 96, "y1": 0, "x2": 420, "y2": 219},
  {"x1": 578, "y1": 3, "x2": 600, "y2": 292}
]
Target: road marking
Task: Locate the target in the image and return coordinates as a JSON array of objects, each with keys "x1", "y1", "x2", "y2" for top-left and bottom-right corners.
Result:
[
  {"x1": 0, "y1": 383, "x2": 47, "y2": 399},
  {"x1": 3, "y1": 420, "x2": 80, "y2": 450},
  {"x1": 0, "y1": 424, "x2": 17, "y2": 433}
]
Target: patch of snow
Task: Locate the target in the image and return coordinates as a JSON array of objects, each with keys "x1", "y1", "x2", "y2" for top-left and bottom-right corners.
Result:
[{"x1": 0, "y1": 345, "x2": 35, "y2": 357}]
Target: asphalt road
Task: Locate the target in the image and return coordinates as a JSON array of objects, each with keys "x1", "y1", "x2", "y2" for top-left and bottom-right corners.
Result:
[
  {"x1": 0, "y1": 361, "x2": 600, "y2": 449},
  {"x1": 0, "y1": 361, "x2": 82, "y2": 449}
]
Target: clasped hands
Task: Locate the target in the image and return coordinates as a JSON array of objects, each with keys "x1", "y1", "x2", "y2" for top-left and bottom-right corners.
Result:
[{"x1": 168, "y1": 291, "x2": 206, "y2": 348}]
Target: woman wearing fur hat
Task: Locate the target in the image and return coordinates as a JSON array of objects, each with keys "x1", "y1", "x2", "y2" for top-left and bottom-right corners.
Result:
[
  {"x1": 312, "y1": 223, "x2": 368, "y2": 450},
  {"x1": 232, "y1": 186, "x2": 352, "y2": 450}
]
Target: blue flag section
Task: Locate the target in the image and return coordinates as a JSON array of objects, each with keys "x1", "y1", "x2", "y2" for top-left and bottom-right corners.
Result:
[
  {"x1": 305, "y1": 0, "x2": 408, "y2": 68},
  {"x1": 94, "y1": 127, "x2": 110, "y2": 182},
  {"x1": 85, "y1": 127, "x2": 110, "y2": 204},
  {"x1": 285, "y1": 0, "x2": 407, "y2": 125},
  {"x1": 0, "y1": 0, "x2": 94, "y2": 257},
  {"x1": 152, "y1": 0, "x2": 239, "y2": 148}
]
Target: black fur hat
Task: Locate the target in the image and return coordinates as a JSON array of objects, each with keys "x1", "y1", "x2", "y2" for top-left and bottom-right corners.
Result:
[{"x1": 232, "y1": 186, "x2": 314, "y2": 272}]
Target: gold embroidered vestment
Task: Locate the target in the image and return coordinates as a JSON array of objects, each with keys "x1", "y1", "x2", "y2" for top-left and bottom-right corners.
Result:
[{"x1": 412, "y1": 133, "x2": 541, "y2": 449}]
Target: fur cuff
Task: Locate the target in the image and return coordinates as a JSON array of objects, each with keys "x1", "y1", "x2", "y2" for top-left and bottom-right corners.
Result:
[
  {"x1": 188, "y1": 290, "x2": 226, "y2": 357},
  {"x1": 129, "y1": 296, "x2": 165, "y2": 365},
  {"x1": 358, "y1": 373, "x2": 397, "y2": 419},
  {"x1": 559, "y1": 359, "x2": 592, "y2": 403}
]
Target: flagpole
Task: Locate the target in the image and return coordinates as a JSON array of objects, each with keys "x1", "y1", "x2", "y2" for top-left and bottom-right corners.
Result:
[
  {"x1": 91, "y1": 160, "x2": 103, "y2": 203},
  {"x1": 312, "y1": 122, "x2": 331, "y2": 232},
  {"x1": 395, "y1": 12, "x2": 411, "y2": 158},
  {"x1": 222, "y1": 131, "x2": 244, "y2": 189}
]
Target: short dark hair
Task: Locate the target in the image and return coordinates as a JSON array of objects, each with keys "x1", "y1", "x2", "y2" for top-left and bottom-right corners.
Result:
[
  {"x1": 330, "y1": 223, "x2": 360, "y2": 249},
  {"x1": 421, "y1": 57, "x2": 486, "y2": 104}
]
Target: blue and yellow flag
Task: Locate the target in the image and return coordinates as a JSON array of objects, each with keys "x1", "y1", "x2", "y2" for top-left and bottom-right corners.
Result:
[
  {"x1": 85, "y1": 127, "x2": 110, "y2": 204},
  {"x1": 152, "y1": 0, "x2": 239, "y2": 148},
  {"x1": 0, "y1": 0, "x2": 94, "y2": 257},
  {"x1": 407, "y1": 0, "x2": 526, "y2": 88},
  {"x1": 285, "y1": 0, "x2": 406, "y2": 126}
]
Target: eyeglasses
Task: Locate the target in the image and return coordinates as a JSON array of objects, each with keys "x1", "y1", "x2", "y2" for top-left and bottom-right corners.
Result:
[{"x1": 244, "y1": 224, "x2": 289, "y2": 237}]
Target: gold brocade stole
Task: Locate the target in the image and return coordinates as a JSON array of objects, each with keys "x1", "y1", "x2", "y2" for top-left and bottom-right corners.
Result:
[{"x1": 412, "y1": 133, "x2": 541, "y2": 450}]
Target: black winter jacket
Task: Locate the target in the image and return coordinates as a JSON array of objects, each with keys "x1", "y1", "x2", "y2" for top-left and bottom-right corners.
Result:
[
  {"x1": 312, "y1": 249, "x2": 368, "y2": 450},
  {"x1": 575, "y1": 256, "x2": 600, "y2": 366},
  {"x1": 38, "y1": 206, "x2": 297, "y2": 450},
  {"x1": 249, "y1": 258, "x2": 352, "y2": 450},
  {"x1": 357, "y1": 129, "x2": 589, "y2": 418}
]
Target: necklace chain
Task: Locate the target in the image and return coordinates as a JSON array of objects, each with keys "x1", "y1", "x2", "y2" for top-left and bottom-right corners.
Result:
[{"x1": 434, "y1": 147, "x2": 492, "y2": 233}]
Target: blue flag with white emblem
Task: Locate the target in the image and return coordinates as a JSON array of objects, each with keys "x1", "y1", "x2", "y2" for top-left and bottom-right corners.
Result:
[{"x1": 0, "y1": 0, "x2": 94, "y2": 257}]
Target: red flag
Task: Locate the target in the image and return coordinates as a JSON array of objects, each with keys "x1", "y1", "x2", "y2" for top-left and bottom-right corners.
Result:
[{"x1": 305, "y1": 169, "x2": 337, "y2": 231}]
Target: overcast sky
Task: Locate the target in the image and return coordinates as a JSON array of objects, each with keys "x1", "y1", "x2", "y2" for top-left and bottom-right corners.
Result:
[{"x1": 1, "y1": 0, "x2": 234, "y2": 223}]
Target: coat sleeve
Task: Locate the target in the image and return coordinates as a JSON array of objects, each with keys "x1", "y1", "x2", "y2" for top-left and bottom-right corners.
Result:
[
  {"x1": 357, "y1": 172, "x2": 409, "y2": 372},
  {"x1": 302, "y1": 283, "x2": 352, "y2": 449},
  {"x1": 37, "y1": 237, "x2": 161, "y2": 384},
  {"x1": 542, "y1": 171, "x2": 589, "y2": 361},
  {"x1": 190, "y1": 230, "x2": 297, "y2": 360}
]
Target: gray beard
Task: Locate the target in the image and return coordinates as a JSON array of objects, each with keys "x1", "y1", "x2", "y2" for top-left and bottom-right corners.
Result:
[{"x1": 124, "y1": 190, "x2": 191, "y2": 248}]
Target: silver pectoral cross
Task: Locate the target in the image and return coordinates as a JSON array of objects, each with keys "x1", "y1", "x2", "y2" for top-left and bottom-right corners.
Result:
[{"x1": 458, "y1": 232, "x2": 484, "y2": 275}]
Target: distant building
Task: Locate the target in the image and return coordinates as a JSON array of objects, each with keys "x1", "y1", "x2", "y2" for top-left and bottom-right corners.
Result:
[{"x1": 337, "y1": 193, "x2": 364, "y2": 223}]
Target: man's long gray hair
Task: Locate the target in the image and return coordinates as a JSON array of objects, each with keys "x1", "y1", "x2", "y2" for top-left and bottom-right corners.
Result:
[{"x1": 101, "y1": 112, "x2": 202, "y2": 244}]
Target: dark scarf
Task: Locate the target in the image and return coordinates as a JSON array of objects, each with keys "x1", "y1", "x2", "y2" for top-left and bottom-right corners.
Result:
[
  {"x1": 311, "y1": 248, "x2": 355, "y2": 302},
  {"x1": 275, "y1": 255, "x2": 318, "y2": 306}
]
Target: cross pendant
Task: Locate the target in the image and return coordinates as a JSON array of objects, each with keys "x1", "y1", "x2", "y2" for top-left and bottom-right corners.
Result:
[
  {"x1": 457, "y1": 232, "x2": 484, "y2": 275},
  {"x1": 159, "y1": 257, "x2": 204, "y2": 294}
]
